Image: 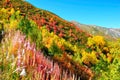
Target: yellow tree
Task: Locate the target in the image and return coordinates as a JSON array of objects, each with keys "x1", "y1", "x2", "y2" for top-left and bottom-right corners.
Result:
[{"x1": 87, "y1": 36, "x2": 106, "y2": 52}]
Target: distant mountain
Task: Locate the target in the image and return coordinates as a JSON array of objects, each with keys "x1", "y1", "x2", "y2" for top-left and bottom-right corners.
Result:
[{"x1": 72, "y1": 21, "x2": 120, "y2": 40}]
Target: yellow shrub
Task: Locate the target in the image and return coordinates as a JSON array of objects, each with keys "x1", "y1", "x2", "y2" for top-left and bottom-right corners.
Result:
[{"x1": 82, "y1": 51, "x2": 98, "y2": 65}]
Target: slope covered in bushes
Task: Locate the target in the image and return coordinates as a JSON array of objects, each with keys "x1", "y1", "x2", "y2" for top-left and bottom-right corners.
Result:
[
  {"x1": 0, "y1": 0, "x2": 120, "y2": 80},
  {"x1": 0, "y1": 8, "x2": 92, "y2": 80}
]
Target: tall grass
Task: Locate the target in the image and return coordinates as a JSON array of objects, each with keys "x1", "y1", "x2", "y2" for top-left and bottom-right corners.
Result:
[{"x1": 0, "y1": 30, "x2": 76, "y2": 80}]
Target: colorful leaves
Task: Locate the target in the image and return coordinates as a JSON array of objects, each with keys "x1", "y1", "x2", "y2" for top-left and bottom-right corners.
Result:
[
  {"x1": 81, "y1": 51, "x2": 98, "y2": 66},
  {"x1": 1, "y1": 29, "x2": 77, "y2": 79},
  {"x1": 1, "y1": 2, "x2": 120, "y2": 80},
  {"x1": 10, "y1": 8, "x2": 15, "y2": 14}
]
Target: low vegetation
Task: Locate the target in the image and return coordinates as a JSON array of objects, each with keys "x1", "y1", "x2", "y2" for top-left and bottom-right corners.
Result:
[{"x1": 0, "y1": 0, "x2": 120, "y2": 80}]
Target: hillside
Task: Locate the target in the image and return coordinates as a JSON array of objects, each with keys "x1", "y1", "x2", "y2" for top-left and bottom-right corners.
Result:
[
  {"x1": 72, "y1": 21, "x2": 120, "y2": 40},
  {"x1": 0, "y1": 0, "x2": 120, "y2": 80},
  {"x1": 0, "y1": 0, "x2": 91, "y2": 46}
]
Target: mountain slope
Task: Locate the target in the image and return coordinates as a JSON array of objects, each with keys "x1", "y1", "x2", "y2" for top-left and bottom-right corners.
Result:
[
  {"x1": 0, "y1": 0, "x2": 93, "y2": 80},
  {"x1": 1, "y1": 0, "x2": 120, "y2": 80},
  {"x1": 72, "y1": 21, "x2": 120, "y2": 40},
  {"x1": 0, "y1": 0, "x2": 91, "y2": 46}
]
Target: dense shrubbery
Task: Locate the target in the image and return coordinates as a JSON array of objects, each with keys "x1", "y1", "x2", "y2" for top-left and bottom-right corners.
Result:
[
  {"x1": 0, "y1": 1, "x2": 120, "y2": 80},
  {"x1": 0, "y1": 8, "x2": 77, "y2": 79},
  {"x1": 0, "y1": 30, "x2": 77, "y2": 80}
]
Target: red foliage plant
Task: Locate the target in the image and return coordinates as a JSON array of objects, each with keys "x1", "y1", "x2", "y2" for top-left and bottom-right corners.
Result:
[{"x1": 8, "y1": 30, "x2": 76, "y2": 80}]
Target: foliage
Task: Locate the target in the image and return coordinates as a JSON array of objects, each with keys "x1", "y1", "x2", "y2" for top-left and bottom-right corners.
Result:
[
  {"x1": 81, "y1": 51, "x2": 98, "y2": 66},
  {"x1": 1, "y1": 1, "x2": 120, "y2": 80},
  {"x1": 0, "y1": 30, "x2": 77, "y2": 80},
  {"x1": 87, "y1": 36, "x2": 106, "y2": 49},
  {"x1": 0, "y1": 8, "x2": 92, "y2": 80},
  {"x1": 18, "y1": 18, "x2": 43, "y2": 49}
]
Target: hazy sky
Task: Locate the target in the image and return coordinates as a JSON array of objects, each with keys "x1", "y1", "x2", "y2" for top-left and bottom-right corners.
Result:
[{"x1": 26, "y1": 0, "x2": 120, "y2": 28}]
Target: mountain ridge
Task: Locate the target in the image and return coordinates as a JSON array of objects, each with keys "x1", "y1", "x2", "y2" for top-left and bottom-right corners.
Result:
[{"x1": 72, "y1": 21, "x2": 120, "y2": 40}]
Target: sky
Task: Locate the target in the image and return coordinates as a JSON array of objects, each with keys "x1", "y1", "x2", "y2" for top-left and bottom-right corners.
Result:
[{"x1": 26, "y1": 0, "x2": 120, "y2": 28}]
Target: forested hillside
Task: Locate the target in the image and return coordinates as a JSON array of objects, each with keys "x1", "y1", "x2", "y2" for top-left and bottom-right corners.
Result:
[{"x1": 0, "y1": 0, "x2": 120, "y2": 80}]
